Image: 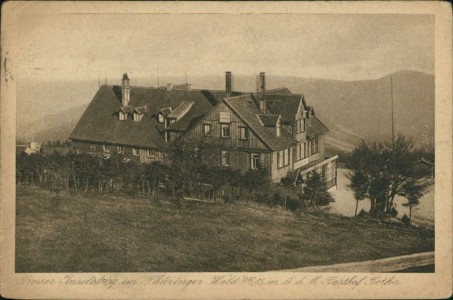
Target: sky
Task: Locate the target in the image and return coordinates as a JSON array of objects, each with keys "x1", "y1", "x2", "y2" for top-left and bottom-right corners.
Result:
[{"x1": 17, "y1": 13, "x2": 434, "y2": 81}]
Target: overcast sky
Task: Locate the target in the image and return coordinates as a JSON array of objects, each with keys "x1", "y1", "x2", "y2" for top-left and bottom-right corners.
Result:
[{"x1": 17, "y1": 13, "x2": 434, "y2": 81}]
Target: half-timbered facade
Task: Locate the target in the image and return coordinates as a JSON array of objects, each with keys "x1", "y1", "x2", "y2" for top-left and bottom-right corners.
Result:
[{"x1": 70, "y1": 72, "x2": 337, "y2": 188}]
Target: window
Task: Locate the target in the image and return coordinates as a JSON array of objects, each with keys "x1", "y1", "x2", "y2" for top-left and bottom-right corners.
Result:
[
  {"x1": 297, "y1": 142, "x2": 306, "y2": 160},
  {"x1": 133, "y1": 113, "x2": 143, "y2": 122},
  {"x1": 297, "y1": 119, "x2": 305, "y2": 133},
  {"x1": 277, "y1": 151, "x2": 283, "y2": 168},
  {"x1": 311, "y1": 138, "x2": 319, "y2": 154},
  {"x1": 304, "y1": 142, "x2": 309, "y2": 158},
  {"x1": 277, "y1": 148, "x2": 290, "y2": 168},
  {"x1": 119, "y1": 112, "x2": 127, "y2": 121},
  {"x1": 89, "y1": 145, "x2": 97, "y2": 151},
  {"x1": 221, "y1": 124, "x2": 230, "y2": 138},
  {"x1": 251, "y1": 153, "x2": 260, "y2": 169},
  {"x1": 158, "y1": 114, "x2": 165, "y2": 123},
  {"x1": 239, "y1": 127, "x2": 248, "y2": 140},
  {"x1": 116, "y1": 146, "x2": 124, "y2": 154},
  {"x1": 103, "y1": 145, "x2": 111, "y2": 153},
  {"x1": 284, "y1": 148, "x2": 289, "y2": 166},
  {"x1": 132, "y1": 148, "x2": 139, "y2": 156},
  {"x1": 203, "y1": 124, "x2": 212, "y2": 136},
  {"x1": 147, "y1": 149, "x2": 155, "y2": 158},
  {"x1": 221, "y1": 150, "x2": 230, "y2": 166},
  {"x1": 219, "y1": 112, "x2": 231, "y2": 123}
]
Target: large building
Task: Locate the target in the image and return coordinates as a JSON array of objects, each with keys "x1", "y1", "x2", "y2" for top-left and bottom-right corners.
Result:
[{"x1": 69, "y1": 72, "x2": 337, "y2": 188}]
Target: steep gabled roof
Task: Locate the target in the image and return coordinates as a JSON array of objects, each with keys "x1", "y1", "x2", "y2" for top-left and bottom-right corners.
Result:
[
  {"x1": 265, "y1": 94, "x2": 303, "y2": 123},
  {"x1": 69, "y1": 85, "x2": 221, "y2": 148},
  {"x1": 172, "y1": 83, "x2": 192, "y2": 91},
  {"x1": 224, "y1": 96, "x2": 296, "y2": 151},
  {"x1": 306, "y1": 115, "x2": 329, "y2": 138},
  {"x1": 257, "y1": 114, "x2": 280, "y2": 127},
  {"x1": 158, "y1": 107, "x2": 172, "y2": 116},
  {"x1": 267, "y1": 87, "x2": 292, "y2": 95},
  {"x1": 134, "y1": 105, "x2": 148, "y2": 115},
  {"x1": 119, "y1": 105, "x2": 134, "y2": 114},
  {"x1": 167, "y1": 101, "x2": 194, "y2": 119}
]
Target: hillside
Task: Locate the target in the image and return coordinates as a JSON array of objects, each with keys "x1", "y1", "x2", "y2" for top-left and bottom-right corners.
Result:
[
  {"x1": 16, "y1": 185, "x2": 434, "y2": 272},
  {"x1": 279, "y1": 70, "x2": 434, "y2": 151},
  {"x1": 16, "y1": 71, "x2": 434, "y2": 152}
]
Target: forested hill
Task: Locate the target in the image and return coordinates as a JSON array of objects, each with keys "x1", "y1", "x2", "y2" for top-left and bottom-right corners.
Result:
[
  {"x1": 280, "y1": 70, "x2": 434, "y2": 152},
  {"x1": 16, "y1": 70, "x2": 434, "y2": 152}
]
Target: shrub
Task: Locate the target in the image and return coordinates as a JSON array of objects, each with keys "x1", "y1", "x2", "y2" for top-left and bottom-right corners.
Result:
[
  {"x1": 286, "y1": 197, "x2": 300, "y2": 211},
  {"x1": 270, "y1": 192, "x2": 282, "y2": 207},
  {"x1": 401, "y1": 214, "x2": 410, "y2": 226},
  {"x1": 389, "y1": 207, "x2": 399, "y2": 218},
  {"x1": 254, "y1": 192, "x2": 269, "y2": 205},
  {"x1": 357, "y1": 209, "x2": 368, "y2": 218}
]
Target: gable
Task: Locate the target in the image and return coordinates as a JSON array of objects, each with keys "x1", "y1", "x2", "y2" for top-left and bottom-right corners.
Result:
[{"x1": 182, "y1": 102, "x2": 271, "y2": 151}]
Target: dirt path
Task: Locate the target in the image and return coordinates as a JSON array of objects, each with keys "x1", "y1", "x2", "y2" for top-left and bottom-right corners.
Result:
[{"x1": 273, "y1": 252, "x2": 434, "y2": 273}]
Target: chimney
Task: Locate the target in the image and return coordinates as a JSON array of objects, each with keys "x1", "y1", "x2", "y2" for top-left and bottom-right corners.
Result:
[
  {"x1": 225, "y1": 71, "x2": 234, "y2": 97},
  {"x1": 167, "y1": 83, "x2": 173, "y2": 91},
  {"x1": 276, "y1": 117, "x2": 281, "y2": 137},
  {"x1": 258, "y1": 72, "x2": 266, "y2": 113},
  {"x1": 121, "y1": 73, "x2": 131, "y2": 107}
]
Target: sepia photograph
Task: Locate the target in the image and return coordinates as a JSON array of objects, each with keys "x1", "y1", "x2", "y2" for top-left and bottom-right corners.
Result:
[{"x1": 1, "y1": 1, "x2": 451, "y2": 299}]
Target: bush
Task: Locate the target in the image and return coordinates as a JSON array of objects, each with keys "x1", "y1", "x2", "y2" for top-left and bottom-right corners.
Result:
[
  {"x1": 357, "y1": 209, "x2": 368, "y2": 218},
  {"x1": 389, "y1": 207, "x2": 399, "y2": 218},
  {"x1": 254, "y1": 192, "x2": 269, "y2": 205},
  {"x1": 286, "y1": 197, "x2": 300, "y2": 211},
  {"x1": 270, "y1": 192, "x2": 282, "y2": 207},
  {"x1": 401, "y1": 214, "x2": 410, "y2": 226}
]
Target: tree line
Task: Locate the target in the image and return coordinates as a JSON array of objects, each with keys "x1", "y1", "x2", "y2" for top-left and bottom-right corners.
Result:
[{"x1": 16, "y1": 138, "x2": 334, "y2": 212}]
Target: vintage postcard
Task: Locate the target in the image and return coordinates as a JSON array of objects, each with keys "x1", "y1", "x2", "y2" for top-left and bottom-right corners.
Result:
[{"x1": 1, "y1": 1, "x2": 452, "y2": 299}]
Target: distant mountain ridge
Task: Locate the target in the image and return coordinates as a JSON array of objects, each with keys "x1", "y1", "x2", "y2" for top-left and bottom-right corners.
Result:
[{"x1": 17, "y1": 70, "x2": 434, "y2": 152}]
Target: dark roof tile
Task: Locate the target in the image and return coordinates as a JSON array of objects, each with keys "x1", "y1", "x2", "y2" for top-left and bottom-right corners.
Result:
[
  {"x1": 257, "y1": 114, "x2": 280, "y2": 127},
  {"x1": 224, "y1": 96, "x2": 296, "y2": 151},
  {"x1": 134, "y1": 105, "x2": 148, "y2": 114},
  {"x1": 306, "y1": 115, "x2": 329, "y2": 138},
  {"x1": 70, "y1": 85, "x2": 219, "y2": 148},
  {"x1": 265, "y1": 94, "x2": 303, "y2": 123},
  {"x1": 267, "y1": 87, "x2": 292, "y2": 95}
]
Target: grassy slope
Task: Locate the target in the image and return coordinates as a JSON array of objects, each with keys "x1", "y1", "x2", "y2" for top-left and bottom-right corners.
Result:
[{"x1": 16, "y1": 185, "x2": 434, "y2": 273}]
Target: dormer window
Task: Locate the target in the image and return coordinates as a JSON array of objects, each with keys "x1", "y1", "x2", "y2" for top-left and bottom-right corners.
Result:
[
  {"x1": 119, "y1": 106, "x2": 133, "y2": 121},
  {"x1": 103, "y1": 145, "x2": 111, "y2": 153},
  {"x1": 134, "y1": 113, "x2": 144, "y2": 122},
  {"x1": 133, "y1": 106, "x2": 148, "y2": 122},
  {"x1": 116, "y1": 146, "x2": 124, "y2": 154},
  {"x1": 297, "y1": 118, "x2": 305, "y2": 133},
  {"x1": 157, "y1": 107, "x2": 172, "y2": 124}
]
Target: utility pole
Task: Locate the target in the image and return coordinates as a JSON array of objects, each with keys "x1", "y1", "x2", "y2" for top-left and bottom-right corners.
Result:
[{"x1": 391, "y1": 76, "x2": 395, "y2": 149}]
